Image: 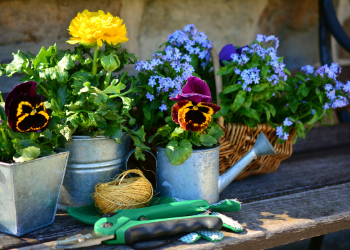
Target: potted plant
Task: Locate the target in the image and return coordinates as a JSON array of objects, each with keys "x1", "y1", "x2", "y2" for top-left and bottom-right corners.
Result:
[
  {"x1": 216, "y1": 34, "x2": 349, "y2": 179},
  {"x1": 133, "y1": 24, "x2": 215, "y2": 132},
  {"x1": 0, "y1": 82, "x2": 69, "y2": 236},
  {"x1": 0, "y1": 10, "x2": 149, "y2": 208},
  {"x1": 149, "y1": 76, "x2": 222, "y2": 203}
]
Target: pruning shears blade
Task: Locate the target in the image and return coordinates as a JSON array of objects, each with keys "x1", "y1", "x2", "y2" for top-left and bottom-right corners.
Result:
[{"x1": 55, "y1": 229, "x2": 114, "y2": 249}]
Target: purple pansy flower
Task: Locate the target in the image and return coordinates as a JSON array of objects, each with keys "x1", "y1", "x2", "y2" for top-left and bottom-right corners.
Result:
[
  {"x1": 170, "y1": 76, "x2": 212, "y2": 103},
  {"x1": 218, "y1": 44, "x2": 249, "y2": 65}
]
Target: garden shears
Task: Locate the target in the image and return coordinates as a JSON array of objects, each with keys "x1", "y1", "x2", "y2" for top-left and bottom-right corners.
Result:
[{"x1": 55, "y1": 199, "x2": 223, "y2": 248}]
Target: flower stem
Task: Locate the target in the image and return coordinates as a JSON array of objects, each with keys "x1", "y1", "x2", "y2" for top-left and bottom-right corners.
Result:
[
  {"x1": 184, "y1": 130, "x2": 189, "y2": 139},
  {"x1": 38, "y1": 84, "x2": 50, "y2": 98},
  {"x1": 103, "y1": 71, "x2": 112, "y2": 90},
  {"x1": 0, "y1": 92, "x2": 4, "y2": 102},
  {"x1": 92, "y1": 44, "x2": 100, "y2": 76},
  {"x1": 0, "y1": 128, "x2": 10, "y2": 154}
]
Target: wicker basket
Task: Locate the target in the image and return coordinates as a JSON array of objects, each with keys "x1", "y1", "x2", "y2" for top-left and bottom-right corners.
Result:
[{"x1": 210, "y1": 48, "x2": 295, "y2": 180}]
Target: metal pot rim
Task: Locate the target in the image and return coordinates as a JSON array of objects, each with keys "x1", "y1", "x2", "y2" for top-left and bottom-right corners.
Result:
[
  {"x1": 156, "y1": 143, "x2": 221, "y2": 153},
  {"x1": 0, "y1": 150, "x2": 69, "y2": 166},
  {"x1": 71, "y1": 124, "x2": 138, "y2": 141}
]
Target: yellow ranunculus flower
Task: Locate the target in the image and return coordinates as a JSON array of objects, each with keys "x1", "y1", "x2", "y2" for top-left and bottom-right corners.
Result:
[{"x1": 67, "y1": 10, "x2": 129, "y2": 47}]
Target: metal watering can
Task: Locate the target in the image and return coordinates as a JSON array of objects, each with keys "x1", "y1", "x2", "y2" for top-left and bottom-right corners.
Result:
[{"x1": 126, "y1": 132, "x2": 276, "y2": 204}]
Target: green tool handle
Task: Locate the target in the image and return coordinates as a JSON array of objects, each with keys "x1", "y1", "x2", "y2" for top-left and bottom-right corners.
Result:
[
  {"x1": 95, "y1": 200, "x2": 210, "y2": 236},
  {"x1": 105, "y1": 215, "x2": 223, "y2": 245}
]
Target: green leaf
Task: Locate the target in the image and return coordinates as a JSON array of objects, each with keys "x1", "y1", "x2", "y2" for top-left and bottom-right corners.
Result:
[
  {"x1": 39, "y1": 65, "x2": 69, "y2": 83},
  {"x1": 5, "y1": 51, "x2": 30, "y2": 76},
  {"x1": 252, "y1": 83, "x2": 269, "y2": 92},
  {"x1": 301, "y1": 87, "x2": 311, "y2": 97},
  {"x1": 124, "y1": 126, "x2": 150, "y2": 160},
  {"x1": 142, "y1": 104, "x2": 152, "y2": 120},
  {"x1": 0, "y1": 102, "x2": 7, "y2": 123},
  {"x1": 134, "y1": 147, "x2": 146, "y2": 161},
  {"x1": 296, "y1": 72, "x2": 306, "y2": 82},
  {"x1": 190, "y1": 54, "x2": 199, "y2": 71},
  {"x1": 57, "y1": 85, "x2": 67, "y2": 108},
  {"x1": 165, "y1": 139, "x2": 193, "y2": 165},
  {"x1": 199, "y1": 134, "x2": 217, "y2": 147},
  {"x1": 223, "y1": 84, "x2": 241, "y2": 94},
  {"x1": 103, "y1": 80, "x2": 126, "y2": 95},
  {"x1": 148, "y1": 132, "x2": 158, "y2": 144},
  {"x1": 260, "y1": 66, "x2": 268, "y2": 78},
  {"x1": 219, "y1": 102, "x2": 230, "y2": 116},
  {"x1": 207, "y1": 123, "x2": 224, "y2": 139},
  {"x1": 104, "y1": 125, "x2": 122, "y2": 142},
  {"x1": 230, "y1": 91, "x2": 247, "y2": 112},
  {"x1": 41, "y1": 129, "x2": 52, "y2": 139},
  {"x1": 60, "y1": 125, "x2": 75, "y2": 141},
  {"x1": 88, "y1": 87, "x2": 109, "y2": 105},
  {"x1": 290, "y1": 99, "x2": 299, "y2": 113},
  {"x1": 295, "y1": 121, "x2": 306, "y2": 139},
  {"x1": 33, "y1": 45, "x2": 56, "y2": 69},
  {"x1": 217, "y1": 65, "x2": 234, "y2": 75},
  {"x1": 221, "y1": 60, "x2": 232, "y2": 66},
  {"x1": 57, "y1": 53, "x2": 75, "y2": 71},
  {"x1": 243, "y1": 94, "x2": 253, "y2": 108},
  {"x1": 239, "y1": 107, "x2": 260, "y2": 121},
  {"x1": 14, "y1": 146, "x2": 41, "y2": 163},
  {"x1": 307, "y1": 110, "x2": 321, "y2": 125},
  {"x1": 266, "y1": 103, "x2": 276, "y2": 117},
  {"x1": 243, "y1": 117, "x2": 255, "y2": 127},
  {"x1": 218, "y1": 92, "x2": 232, "y2": 102},
  {"x1": 284, "y1": 68, "x2": 291, "y2": 76},
  {"x1": 190, "y1": 136, "x2": 201, "y2": 147},
  {"x1": 171, "y1": 127, "x2": 185, "y2": 137},
  {"x1": 157, "y1": 125, "x2": 173, "y2": 137},
  {"x1": 71, "y1": 70, "x2": 95, "y2": 94},
  {"x1": 263, "y1": 105, "x2": 271, "y2": 120}
]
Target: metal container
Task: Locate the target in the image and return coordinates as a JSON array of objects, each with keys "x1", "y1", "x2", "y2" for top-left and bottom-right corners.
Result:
[
  {"x1": 156, "y1": 132, "x2": 277, "y2": 204},
  {"x1": 156, "y1": 145, "x2": 221, "y2": 204},
  {"x1": 0, "y1": 151, "x2": 69, "y2": 236},
  {"x1": 58, "y1": 133, "x2": 132, "y2": 209}
]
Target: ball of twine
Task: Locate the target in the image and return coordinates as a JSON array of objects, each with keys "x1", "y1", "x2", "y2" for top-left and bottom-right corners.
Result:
[{"x1": 93, "y1": 169, "x2": 153, "y2": 214}]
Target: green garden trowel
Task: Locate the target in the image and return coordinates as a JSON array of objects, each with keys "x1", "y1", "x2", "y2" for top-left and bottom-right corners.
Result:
[{"x1": 55, "y1": 199, "x2": 223, "y2": 248}]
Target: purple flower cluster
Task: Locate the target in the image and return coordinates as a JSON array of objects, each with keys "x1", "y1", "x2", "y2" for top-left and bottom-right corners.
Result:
[
  {"x1": 135, "y1": 24, "x2": 212, "y2": 111},
  {"x1": 301, "y1": 63, "x2": 349, "y2": 110},
  {"x1": 226, "y1": 34, "x2": 287, "y2": 92},
  {"x1": 276, "y1": 126, "x2": 289, "y2": 140},
  {"x1": 168, "y1": 24, "x2": 212, "y2": 68},
  {"x1": 314, "y1": 63, "x2": 341, "y2": 80},
  {"x1": 283, "y1": 117, "x2": 293, "y2": 127}
]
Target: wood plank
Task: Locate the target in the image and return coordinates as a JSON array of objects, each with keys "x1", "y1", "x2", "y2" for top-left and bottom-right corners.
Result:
[
  {"x1": 220, "y1": 143, "x2": 350, "y2": 203},
  {"x1": 13, "y1": 182, "x2": 350, "y2": 250},
  {"x1": 293, "y1": 122, "x2": 350, "y2": 153}
]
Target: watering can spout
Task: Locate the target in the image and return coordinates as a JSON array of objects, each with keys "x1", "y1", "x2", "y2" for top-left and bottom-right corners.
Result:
[{"x1": 218, "y1": 132, "x2": 277, "y2": 193}]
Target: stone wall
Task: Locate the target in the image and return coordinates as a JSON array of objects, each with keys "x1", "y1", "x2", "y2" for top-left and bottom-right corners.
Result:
[{"x1": 1, "y1": 0, "x2": 350, "y2": 92}]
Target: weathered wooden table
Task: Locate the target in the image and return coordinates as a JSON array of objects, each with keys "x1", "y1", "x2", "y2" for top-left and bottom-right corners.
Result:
[{"x1": 2, "y1": 123, "x2": 350, "y2": 250}]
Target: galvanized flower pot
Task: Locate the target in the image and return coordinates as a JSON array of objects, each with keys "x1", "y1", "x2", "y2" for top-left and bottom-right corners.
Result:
[
  {"x1": 156, "y1": 145, "x2": 221, "y2": 204},
  {"x1": 0, "y1": 151, "x2": 69, "y2": 236},
  {"x1": 58, "y1": 133, "x2": 132, "y2": 209}
]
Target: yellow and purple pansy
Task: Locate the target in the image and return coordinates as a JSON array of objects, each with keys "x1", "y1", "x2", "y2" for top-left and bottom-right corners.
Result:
[
  {"x1": 171, "y1": 76, "x2": 221, "y2": 132},
  {"x1": 5, "y1": 81, "x2": 50, "y2": 133}
]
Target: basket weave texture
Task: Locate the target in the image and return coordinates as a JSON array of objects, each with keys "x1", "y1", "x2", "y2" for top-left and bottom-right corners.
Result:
[
  {"x1": 218, "y1": 123, "x2": 295, "y2": 180},
  {"x1": 209, "y1": 47, "x2": 295, "y2": 180}
]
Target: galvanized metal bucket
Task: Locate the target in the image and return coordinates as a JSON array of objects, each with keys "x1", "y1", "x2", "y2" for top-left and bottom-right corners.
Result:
[
  {"x1": 0, "y1": 151, "x2": 69, "y2": 236},
  {"x1": 156, "y1": 145, "x2": 221, "y2": 204},
  {"x1": 58, "y1": 132, "x2": 132, "y2": 209}
]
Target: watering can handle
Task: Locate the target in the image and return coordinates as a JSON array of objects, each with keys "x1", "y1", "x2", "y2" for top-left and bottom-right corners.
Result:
[{"x1": 124, "y1": 149, "x2": 157, "y2": 171}]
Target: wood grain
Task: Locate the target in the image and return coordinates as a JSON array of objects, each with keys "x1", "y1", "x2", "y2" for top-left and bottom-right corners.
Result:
[{"x1": 12, "y1": 182, "x2": 350, "y2": 250}]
